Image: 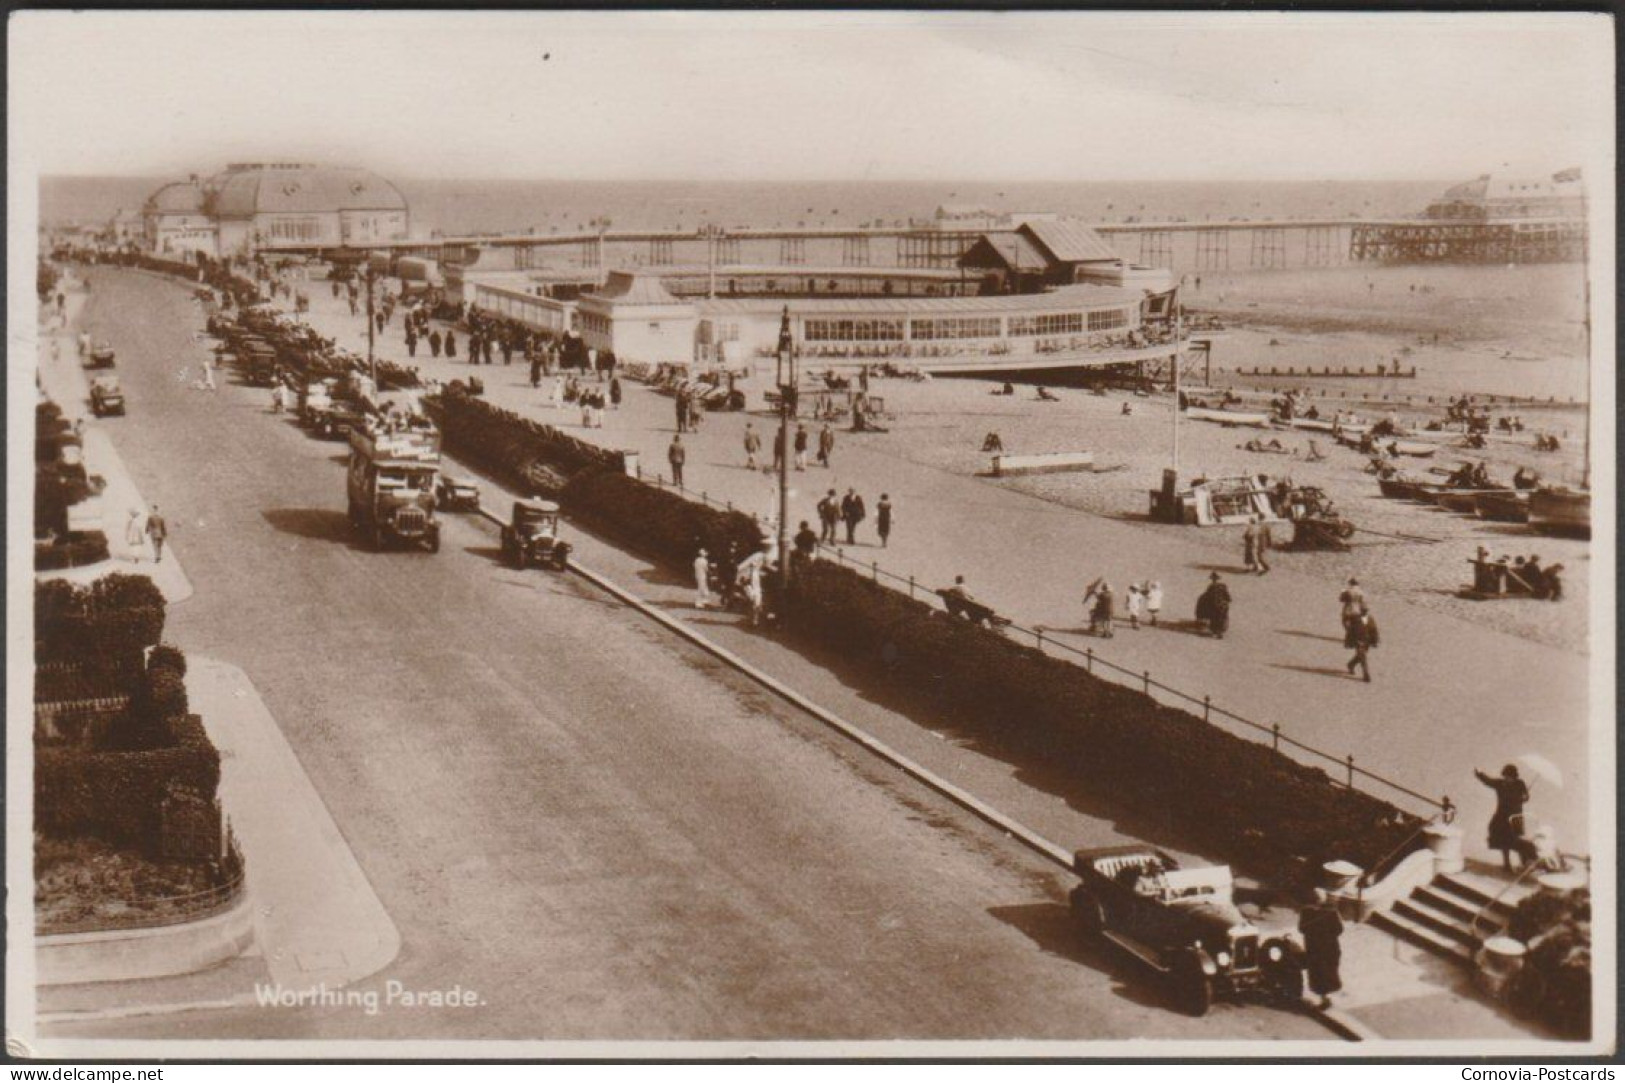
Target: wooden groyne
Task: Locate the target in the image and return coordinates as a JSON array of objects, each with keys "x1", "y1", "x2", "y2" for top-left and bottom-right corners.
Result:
[{"x1": 1240, "y1": 365, "x2": 1417, "y2": 380}]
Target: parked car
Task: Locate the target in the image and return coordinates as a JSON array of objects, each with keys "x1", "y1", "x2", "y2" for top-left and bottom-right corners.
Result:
[
  {"x1": 435, "y1": 473, "x2": 481, "y2": 512},
  {"x1": 1069, "y1": 845, "x2": 1304, "y2": 1015},
  {"x1": 84, "y1": 342, "x2": 116, "y2": 369},
  {"x1": 500, "y1": 499, "x2": 571, "y2": 570},
  {"x1": 89, "y1": 375, "x2": 126, "y2": 417}
]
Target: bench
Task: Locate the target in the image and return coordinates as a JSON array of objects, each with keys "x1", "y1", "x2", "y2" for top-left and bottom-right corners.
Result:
[{"x1": 992, "y1": 451, "x2": 1094, "y2": 477}]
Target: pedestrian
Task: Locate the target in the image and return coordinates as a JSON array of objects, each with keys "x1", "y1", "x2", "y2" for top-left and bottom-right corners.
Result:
[
  {"x1": 484, "y1": 337, "x2": 495, "y2": 366},
  {"x1": 201, "y1": 357, "x2": 217, "y2": 392},
  {"x1": 529, "y1": 351, "x2": 543, "y2": 389},
  {"x1": 817, "y1": 489, "x2": 839, "y2": 544},
  {"x1": 1255, "y1": 515, "x2": 1272, "y2": 574},
  {"x1": 794, "y1": 423, "x2": 809, "y2": 471},
  {"x1": 1474, "y1": 764, "x2": 1532, "y2": 871},
  {"x1": 145, "y1": 505, "x2": 169, "y2": 563},
  {"x1": 1196, "y1": 572, "x2": 1231, "y2": 639},
  {"x1": 840, "y1": 489, "x2": 866, "y2": 545},
  {"x1": 794, "y1": 520, "x2": 818, "y2": 560},
  {"x1": 1125, "y1": 583, "x2": 1145, "y2": 629},
  {"x1": 550, "y1": 376, "x2": 565, "y2": 410},
  {"x1": 1089, "y1": 581, "x2": 1115, "y2": 637},
  {"x1": 1346, "y1": 606, "x2": 1378, "y2": 682},
  {"x1": 1298, "y1": 888, "x2": 1345, "y2": 1009},
  {"x1": 445, "y1": 330, "x2": 458, "y2": 359},
  {"x1": 743, "y1": 423, "x2": 762, "y2": 470},
  {"x1": 772, "y1": 427, "x2": 785, "y2": 472},
  {"x1": 609, "y1": 376, "x2": 622, "y2": 410},
  {"x1": 1242, "y1": 517, "x2": 1259, "y2": 573},
  {"x1": 124, "y1": 507, "x2": 145, "y2": 561},
  {"x1": 376, "y1": 310, "x2": 386, "y2": 334},
  {"x1": 406, "y1": 330, "x2": 418, "y2": 358},
  {"x1": 876, "y1": 493, "x2": 893, "y2": 548},
  {"x1": 1338, "y1": 578, "x2": 1365, "y2": 644},
  {"x1": 675, "y1": 394, "x2": 689, "y2": 434},
  {"x1": 693, "y1": 547, "x2": 713, "y2": 610},
  {"x1": 743, "y1": 558, "x2": 765, "y2": 627},
  {"x1": 817, "y1": 423, "x2": 835, "y2": 468},
  {"x1": 1144, "y1": 580, "x2": 1163, "y2": 627},
  {"x1": 429, "y1": 330, "x2": 442, "y2": 358},
  {"x1": 668, "y1": 434, "x2": 686, "y2": 487}
]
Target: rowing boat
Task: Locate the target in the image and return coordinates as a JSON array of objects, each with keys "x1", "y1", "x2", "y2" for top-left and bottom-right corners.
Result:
[
  {"x1": 1474, "y1": 491, "x2": 1531, "y2": 524},
  {"x1": 1528, "y1": 487, "x2": 1590, "y2": 538},
  {"x1": 1186, "y1": 406, "x2": 1271, "y2": 428}
]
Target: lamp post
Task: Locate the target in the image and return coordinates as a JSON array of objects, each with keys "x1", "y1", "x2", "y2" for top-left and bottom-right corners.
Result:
[
  {"x1": 364, "y1": 255, "x2": 377, "y2": 390},
  {"x1": 700, "y1": 222, "x2": 724, "y2": 300},
  {"x1": 775, "y1": 305, "x2": 796, "y2": 595}
]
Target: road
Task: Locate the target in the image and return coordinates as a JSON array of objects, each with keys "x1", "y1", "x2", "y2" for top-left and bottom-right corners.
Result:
[{"x1": 44, "y1": 267, "x2": 1326, "y2": 1042}]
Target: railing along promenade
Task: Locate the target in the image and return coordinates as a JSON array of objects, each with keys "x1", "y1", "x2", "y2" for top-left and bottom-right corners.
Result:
[{"x1": 634, "y1": 465, "x2": 1455, "y2": 823}]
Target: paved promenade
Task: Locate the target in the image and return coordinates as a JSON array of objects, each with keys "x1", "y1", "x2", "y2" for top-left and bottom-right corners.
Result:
[{"x1": 293, "y1": 287, "x2": 1597, "y2": 858}]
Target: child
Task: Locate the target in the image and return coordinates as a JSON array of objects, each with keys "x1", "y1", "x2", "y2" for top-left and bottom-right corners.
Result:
[
  {"x1": 1144, "y1": 581, "x2": 1163, "y2": 627},
  {"x1": 1125, "y1": 583, "x2": 1145, "y2": 629}
]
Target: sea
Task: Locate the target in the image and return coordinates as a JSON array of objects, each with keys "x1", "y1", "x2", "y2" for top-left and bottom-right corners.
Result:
[{"x1": 40, "y1": 176, "x2": 1446, "y2": 236}]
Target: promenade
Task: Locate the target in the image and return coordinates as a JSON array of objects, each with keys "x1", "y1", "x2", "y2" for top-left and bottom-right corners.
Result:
[{"x1": 293, "y1": 284, "x2": 1598, "y2": 859}]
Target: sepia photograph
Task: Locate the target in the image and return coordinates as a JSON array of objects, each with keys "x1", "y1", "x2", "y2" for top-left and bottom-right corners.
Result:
[{"x1": 5, "y1": 9, "x2": 1616, "y2": 1062}]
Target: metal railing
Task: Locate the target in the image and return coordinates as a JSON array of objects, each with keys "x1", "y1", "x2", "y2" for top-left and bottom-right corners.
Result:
[
  {"x1": 641, "y1": 467, "x2": 1453, "y2": 820},
  {"x1": 1467, "y1": 859, "x2": 1545, "y2": 945},
  {"x1": 37, "y1": 835, "x2": 247, "y2": 937}
]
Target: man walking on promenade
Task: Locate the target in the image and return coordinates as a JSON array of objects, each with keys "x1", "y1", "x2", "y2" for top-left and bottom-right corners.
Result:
[
  {"x1": 406, "y1": 327, "x2": 417, "y2": 358},
  {"x1": 817, "y1": 423, "x2": 835, "y2": 468},
  {"x1": 675, "y1": 393, "x2": 689, "y2": 434},
  {"x1": 794, "y1": 423, "x2": 809, "y2": 471},
  {"x1": 1339, "y1": 578, "x2": 1365, "y2": 645},
  {"x1": 1346, "y1": 606, "x2": 1378, "y2": 682},
  {"x1": 743, "y1": 423, "x2": 761, "y2": 470},
  {"x1": 1255, "y1": 515, "x2": 1273, "y2": 575},
  {"x1": 693, "y1": 547, "x2": 713, "y2": 610},
  {"x1": 841, "y1": 489, "x2": 866, "y2": 545},
  {"x1": 876, "y1": 493, "x2": 893, "y2": 548},
  {"x1": 1242, "y1": 517, "x2": 1259, "y2": 573},
  {"x1": 668, "y1": 435, "x2": 686, "y2": 488},
  {"x1": 817, "y1": 489, "x2": 839, "y2": 544},
  {"x1": 1299, "y1": 888, "x2": 1345, "y2": 1010},
  {"x1": 145, "y1": 505, "x2": 169, "y2": 564},
  {"x1": 429, "y1": 329, "x2": 442, "y2": 358},
  {"x1": 530, "y1": 350, "x2": 543, "y2": 389}
]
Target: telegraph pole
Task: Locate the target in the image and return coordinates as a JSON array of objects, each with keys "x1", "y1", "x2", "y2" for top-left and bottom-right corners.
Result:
[
  {"x1": 776, "y1": 306, "x2": 795, "y2": 596},
  {"x1": 365, "y1": 257, "x2": 377, "y2": 390}
]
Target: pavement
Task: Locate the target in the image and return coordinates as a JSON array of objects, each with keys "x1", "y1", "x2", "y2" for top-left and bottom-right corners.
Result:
[
  {"x1": 33, "y1": 264, "x2": 1352, "y2": 1047},
  {"x1": 291, "y1": 281, "x2": 1597, "y2": 857}
]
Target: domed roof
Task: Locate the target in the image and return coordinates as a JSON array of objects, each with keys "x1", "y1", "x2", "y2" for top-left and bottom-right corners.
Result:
[
  {"x1": 205, "y1": 164, "x2": 407, "y2": 218},
  {"x1": 144, "y1": 180, "x2": 207, "y2": 215}
]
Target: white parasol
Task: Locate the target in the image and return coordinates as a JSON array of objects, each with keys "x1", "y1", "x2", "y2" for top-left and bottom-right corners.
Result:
[{"x1": 1516, "y1": 753, "x2": 1564, "y2": 790}]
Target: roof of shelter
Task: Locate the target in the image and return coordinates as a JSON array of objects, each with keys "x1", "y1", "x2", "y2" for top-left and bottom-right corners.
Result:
[
  {"x1": 205, "y1": 164, "x2": 408, "y2": 218},
  {"x1": 958, "y1": 232, "x2": 1051, "y2": 272},
  {"x1": 584, "y1": 271, "x2": 683, "y2": 307},
  {"x1": 1019, "y1": 218, "x2": 1121, "y2": 264},
  {"x1": 696, "y1": 283, "x2": 1144, "y2": 318}
]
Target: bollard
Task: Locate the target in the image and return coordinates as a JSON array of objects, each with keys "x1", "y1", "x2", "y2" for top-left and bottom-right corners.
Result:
[
  {"x1": 1272, "y1": 723, "x2": 1280, "y2": 751},
  {"x1": 1346, "y1": 754, "x2": 1356, "y2": 788},
  {"x1": 1085, "y1": 648, "x2": 1093, "y2": 673}
]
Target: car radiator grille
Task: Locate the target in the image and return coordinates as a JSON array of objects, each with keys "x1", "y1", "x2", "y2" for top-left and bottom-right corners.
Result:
[
  {"x1": 395, "y1": 508, "x2": 427, "y2": 533},
  {"x1": 1231, "y1": 934, "x2": 1259, "y2": 970}
]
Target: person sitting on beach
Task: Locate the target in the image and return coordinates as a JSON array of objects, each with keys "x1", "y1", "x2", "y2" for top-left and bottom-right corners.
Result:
[
  {"x1": 1036, "y1": 386, "x2": 1059, "y2": 402},
  {"x1": 981, "y1": 432, "x2": 1005, "y2": 453}
]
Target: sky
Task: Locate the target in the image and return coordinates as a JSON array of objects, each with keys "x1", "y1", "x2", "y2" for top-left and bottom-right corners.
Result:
[{"x1": 8, "y1": 10, "x2": 1615, "y2": 182}]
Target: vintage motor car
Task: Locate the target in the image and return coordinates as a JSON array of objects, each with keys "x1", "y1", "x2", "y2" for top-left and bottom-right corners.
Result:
[
  {"x1": 500, "y1": 499, "x2": 571, "y2": 570},
  {"x1": 89, "y1": 375, "x2": 126, "y2": 417},
  {"x1": 435, "y1": 473, "x2": 481, "y2": 512},
  {"x1": 1069, "y1": 845, "x2": 1304, "y2": 1016},
  {"x1": 84, "y1": 342, "x2": 116, "y2": 369}
]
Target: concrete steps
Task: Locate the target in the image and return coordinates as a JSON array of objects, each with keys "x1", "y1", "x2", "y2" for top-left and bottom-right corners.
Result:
[{"x1": 1369, "y1": 866, "x2": 1537, "y2": 967}]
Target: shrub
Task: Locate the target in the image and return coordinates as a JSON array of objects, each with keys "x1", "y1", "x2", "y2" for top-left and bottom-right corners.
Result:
[
  {"x1": 562, "y1": 466, "x2": 765, "y2": 568},
  {"x1": 35, "y1": 575, "x2": 165, "y2": 664},
  {"x1": 35, "y1": 714, "x2": 221, "y2": 850},
  {"x1": 782, "y1": 558, "x2": 1416, "y2": 883},
  {"x1": 147, "y1": 644, "x2": 188, "y2": 678},
  {"x1": 430, "y1": 385, "x2": 621, "y2": 490},
  {"x1": 35, "y1": 531, "x2": 111, "y2": 571},
  {"x1": 1507, "y1": 887, "x2": 1591, "y2": 1038}
]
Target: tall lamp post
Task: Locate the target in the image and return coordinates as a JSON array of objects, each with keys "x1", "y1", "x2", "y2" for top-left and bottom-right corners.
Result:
[
  {"x1": 364, "y1": 255, "x2": 377, "y2": 390},
  {"x1": 775, "y1": 305, "x2": 796, "y2": 595}
]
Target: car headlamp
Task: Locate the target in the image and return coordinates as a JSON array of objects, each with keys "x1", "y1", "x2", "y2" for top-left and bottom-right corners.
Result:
[
  {"x1": 1266, "y1": 944, "x2": 1283, "y2": 963},
  {"x1": 1215, "y1": 951, "x2": 1231, "y2": 968}
]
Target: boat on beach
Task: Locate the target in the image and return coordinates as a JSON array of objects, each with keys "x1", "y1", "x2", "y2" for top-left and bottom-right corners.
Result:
[
  {"x1": 1474, "y1": 490, "x2": 1531, "y2": 524},
  {"x1": 1421, "y1": 486, "x2": 1512, "y2": 512},
  {"x1": 1185, "y1": 406, "x2": 1271, "y2": 428},
  {"x1": 1377, "y1": 475, "x2": 1431, "y2": 500},
  {"x1": 1528, "y1": 486, "x2": 1591, "y2": 537}
]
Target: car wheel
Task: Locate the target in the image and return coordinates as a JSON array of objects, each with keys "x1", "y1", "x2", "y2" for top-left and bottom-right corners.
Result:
[
  {"x1": 427, "y1": 527, "x2": 441, "y2": 554},
  {"x1": 1069, "y1": 886, "x2": 1106, "y2": 939},
  {"x1": 1170, "y1": 951, "x2": 1213, "y2": 1017}
]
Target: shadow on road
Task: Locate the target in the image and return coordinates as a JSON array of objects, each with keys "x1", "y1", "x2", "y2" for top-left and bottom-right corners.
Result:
[
  {"x1": 986, "y1": 902, "x2": 1168, "y2": 1011},
  {"x1": 1268, "y1": 662, "x2": 1357, "y2": 681},
  {"x1": 261, "y1": 507, "x2": 357, "y2": 547},
  {"x1": 1276, "y1": 629, "x2": 1344, "y2": 644},
  {"x1": 463, "y1": 544, "x2": 507, "y2": 564}
]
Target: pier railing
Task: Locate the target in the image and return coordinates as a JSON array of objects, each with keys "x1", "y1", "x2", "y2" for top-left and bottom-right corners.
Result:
[{"x1": 646, "y1": 469, "x2": 1454, "y2": 821}]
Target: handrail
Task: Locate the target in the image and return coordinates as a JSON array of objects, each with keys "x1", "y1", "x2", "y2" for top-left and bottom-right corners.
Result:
[
  {"x1": 1468, "y1": 859, "x2": 1545, "y2": 945},
  {"x1": 661, "y1": 471, "x2": 1452, "y2": 820},
  {"x1": 1354, "y1": 805, "x2": 1457, "y2": 908}
]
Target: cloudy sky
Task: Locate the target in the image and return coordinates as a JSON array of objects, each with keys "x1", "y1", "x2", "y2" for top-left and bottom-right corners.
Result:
[{"x1": 9, "y1": 10, "x2": 1614, "y2": 181}]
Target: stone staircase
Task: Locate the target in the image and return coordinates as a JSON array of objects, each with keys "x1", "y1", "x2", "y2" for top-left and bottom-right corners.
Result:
[{"x1": 1371, "y1": 864, "x2": 1538, "y2": 964}]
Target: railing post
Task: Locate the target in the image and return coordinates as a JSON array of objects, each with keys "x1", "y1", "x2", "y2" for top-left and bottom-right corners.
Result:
[
  {"x1": 908, "y1": 575, "x2": 915, "y2": 598},
  {"x1": 1271, "y1": 723, "x2": 1280, "y2": 752},
  {"x1": 1085, "y1": 648, "x2": 1093, "y2": 673},
  {"x1": 1143, "y1": 670, "x2": 1151, "y2": 695},
  {"x1": 1202, "y1": 695, "x2": 1210, "y2": 722},
  {"x1": 872, "y1": 561, "x2": 878, "y2": 582},
  {"x1": 1346, "y1": 754, "x2": 1356, "y2": 788},
  {"x1": 1036, "y1": 627, "x2": 1044, "y2": 651}
]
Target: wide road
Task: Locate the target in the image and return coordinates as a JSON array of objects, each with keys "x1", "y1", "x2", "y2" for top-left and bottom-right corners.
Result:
[{"x1": 52, "y1": 267, "x2": 1324, "y2": 1042}]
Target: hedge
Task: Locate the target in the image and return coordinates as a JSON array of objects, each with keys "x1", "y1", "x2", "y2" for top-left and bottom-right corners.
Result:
[
  {"x1": 35, "y1": 575, "x2": 166, "y2": 665},
  {"x1": 35, "y1": 713, "x2": 221, "y2": 849},
  {"x1": 562, "y1": 466, "x2": 765, "y2": 569},
  {"x1": 430, "y1": 385, "x2": 622, "y2": 494},
  {"x1": 1507, "y1": 887, "x2": 1591, "y2": 1038},
  {"x1": 35, "y1": 531, "x2": 111, "y2": 571}
]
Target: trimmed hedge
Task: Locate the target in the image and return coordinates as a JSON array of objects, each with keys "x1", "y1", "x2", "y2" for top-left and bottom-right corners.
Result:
[
  {"x1": 35, "y1": 531, "x2": 111, "y2": 571},
  {"x1": 562, "y1": 466, "x2": 766, "y2": 569},
  {"x1": 430, "y1": 385, "x2": 621, "y2": 494},
  {"x1": 36, "y1": 713, "x2": 221, "y2": 848},
  {"x1": 782, "y1": 559, "x2": 1416, "y2": 882},
  {"x1": 35, "y1": 575, "x2": 166, "y2": 665},
  {"x1": 1507, "y1": 887, "x2": 1591, "y2": 1038}
]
